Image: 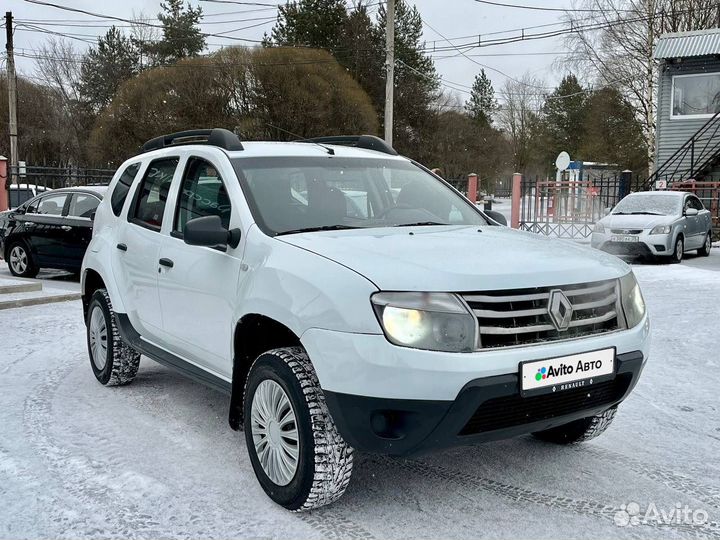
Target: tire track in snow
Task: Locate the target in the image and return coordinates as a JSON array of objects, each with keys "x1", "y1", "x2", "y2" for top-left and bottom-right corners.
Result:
[
  {"x1": 298, "y1": 511, "x2": 376, "y2": 540},
  {"x1": 22, "y1": 360, "x2": 164, "y2": 537},
  {"x1": 369, "y1": 456, "x2": 720, "y2": 539},
  {"x1": 572, "y1": 445, "x2": 720, "y2": 511}
]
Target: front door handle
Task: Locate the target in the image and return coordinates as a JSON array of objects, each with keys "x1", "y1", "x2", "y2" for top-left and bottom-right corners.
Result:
[
  {"x1": 116, "y1": 243, "x2": 127, "y2": 252},
  {"x1": 159, "y1": 258, "x2": 174, "y2": 268},
  {"x1": 61, "y1": 225, "x2": 72, "y2": 231}
]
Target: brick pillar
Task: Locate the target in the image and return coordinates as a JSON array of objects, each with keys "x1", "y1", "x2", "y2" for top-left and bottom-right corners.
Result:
[
  {"x1": 467, "y1": 173, "x2": 478, "y2": 204},
  {"x1": 511, "y1": 172, "x2": 522, "y2": 229},
  {"x1": 0, "y1": 157, "x2": 8, "y2": 212}
]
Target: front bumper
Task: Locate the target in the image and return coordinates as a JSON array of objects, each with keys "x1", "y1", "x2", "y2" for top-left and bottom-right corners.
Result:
[
  {"x1": 591, "y1": 231, "x2": 672, "y2": 257},
  {"x1": 325, "y1": 351, "x2": 644, "y2": 457}
]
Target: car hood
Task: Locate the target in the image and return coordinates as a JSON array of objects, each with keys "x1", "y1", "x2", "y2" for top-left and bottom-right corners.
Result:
[
  {"x1": 600, "y1": 214, "x2": 676, "y2": 229},
  {"x1": 279, "y1": 225, "x2": 630, "y2": 291}
]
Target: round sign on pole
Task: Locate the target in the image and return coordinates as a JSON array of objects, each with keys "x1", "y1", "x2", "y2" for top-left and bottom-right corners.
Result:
[{"x1": 555, "y1": 151, "x2": 571, "y2": 171}]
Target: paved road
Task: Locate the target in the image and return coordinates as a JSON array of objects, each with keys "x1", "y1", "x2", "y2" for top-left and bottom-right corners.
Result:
[{"x1": 1, "y1": 261, "x2": 719, "y2": 539}]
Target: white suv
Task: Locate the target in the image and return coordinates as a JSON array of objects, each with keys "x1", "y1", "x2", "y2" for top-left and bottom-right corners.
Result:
[{"x1": 81, "y1": 129, "x2": 650, "y2": 511}]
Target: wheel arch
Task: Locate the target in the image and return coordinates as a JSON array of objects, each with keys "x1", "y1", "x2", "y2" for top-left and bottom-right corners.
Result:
[{"x1": 229, "y1": 313, "x2": 302, "y2": 430}]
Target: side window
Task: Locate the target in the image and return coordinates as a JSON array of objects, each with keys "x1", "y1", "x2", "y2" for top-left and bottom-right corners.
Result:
[
  {"x1": 174, "y1": 158, "x2": 231, "y2": 234},
  {"x1": 25, "y1": 197, "x2": 41, "y2": 214},
  {"x1": 130, "y1": 158, "x2": 179, "y2": 229},
  {"x1": 690, "y1": 196, "x2": 704, "y2": 211},
  {"x1": 68, "y1": 193, "x2": 101, "y2": 218},
  {"x1": 37, "y1": 193, "x2": 69, "y2": 216},
  {"x1": 111, "y1": 162, "x2": 141, "y2": 216}
]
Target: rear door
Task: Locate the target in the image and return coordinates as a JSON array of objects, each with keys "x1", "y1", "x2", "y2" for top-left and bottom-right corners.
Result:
[
  {"x1": 111, "y1": 157, "x2": 179, "y2": 338},
  {"x1": 17, "y1": 192, "x2": 70, "y2": 266},
  {"x1": 64, "y1": 192, "x2": 102, "y2": 267}
]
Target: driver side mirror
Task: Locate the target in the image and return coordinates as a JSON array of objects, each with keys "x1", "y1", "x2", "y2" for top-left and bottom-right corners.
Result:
[
  {"x1": 684, "y1": 208, "x2": 699, "y2": 217},
  {"x1": 183, "y1": 215, "x2": 241, "y2": 249}
]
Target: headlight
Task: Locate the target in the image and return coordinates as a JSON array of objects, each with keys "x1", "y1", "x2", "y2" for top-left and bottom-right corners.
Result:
[
  {"x1": 619, "y1": 272, "x2": 646, "y2": 328},
  {"x1": 371, "y1": 292, "x2": 477, "y2": 352},
  {"x1": 593, "y1": 223, "x2": 605, "y2": 233},
  {"x1": 650, "y1": 224, "x2": 671, "y2": 234}
]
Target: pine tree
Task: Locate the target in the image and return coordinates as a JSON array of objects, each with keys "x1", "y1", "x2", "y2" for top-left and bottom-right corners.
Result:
[
  {"x1": 268, "y1": 0, "x2": 349, "y2": 53},
  {"x1": 140, "y1": 0, "x2": 205, "y2": 65},
  {"x1": 466, "y1": 69, "x2": 497, "y2": 126},
  {"x1": 541, "y1": 74, "x2": 586, "y2": 162},
  {"x1": 77, "y1": 27, "x2": 140, "y2": 112}
]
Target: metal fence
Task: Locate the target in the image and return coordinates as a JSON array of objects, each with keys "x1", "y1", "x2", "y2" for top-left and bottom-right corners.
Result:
[
  {"x1": 517, "y1": 172, "x2": 648, "y2": 239},
  {"x1": 6, "y1": 165, "x2": 116, "y2": 208}
]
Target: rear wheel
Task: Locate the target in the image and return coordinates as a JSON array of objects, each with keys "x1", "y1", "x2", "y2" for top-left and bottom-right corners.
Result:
[
  {"x1": 86, "y1": 289, "x2": 141, "y2": 386},
  {"x1": 7, "y1": 242, "x2": 39, "y2": 278},
  {"x1": 243, "y1": 347, "x2": 353, "y2": 511},
  {"x1": 532, "y1": 407, "x2": 617, "y2": 444},
  {"x1": 698, "y1": 233, "x2": 712, "y2": 257}
]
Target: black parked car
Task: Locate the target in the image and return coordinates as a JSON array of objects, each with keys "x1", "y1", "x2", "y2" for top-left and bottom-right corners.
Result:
[{"x1": 0, "y1": 186, "x2": 107, "y2": 277}]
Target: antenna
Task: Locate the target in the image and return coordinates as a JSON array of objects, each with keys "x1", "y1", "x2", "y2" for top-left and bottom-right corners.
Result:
[{"x1": 265, "y1": 123, "x2": 335, "y2": 155}]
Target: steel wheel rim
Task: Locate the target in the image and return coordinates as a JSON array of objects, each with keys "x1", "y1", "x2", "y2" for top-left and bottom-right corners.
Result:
[
  {"x1": 250, "y1": 379, "x2": 299, "y2": 486},
  {"x1": 9, "y1": 246, "x2": 27, "y2": 274},
  {"x1": 676, "y1": 239, "x2": 683, "y2": 261},
  {"x1": 89, "y1": 306, "x2": 108, "y2": 371}
]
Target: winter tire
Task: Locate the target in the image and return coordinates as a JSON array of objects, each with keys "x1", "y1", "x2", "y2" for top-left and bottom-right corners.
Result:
[
  {"x1": 532, "y1": 406, "x2": 617, "y2": 444},
  {"x1": 243, "y1": 346, "x2": 353, "y2": 511},
  {"x1": 670, "y1": 236, "x2": 683, "y2": 264},
  {"x1": 7, "y1": 241, "x2": 39, "y2": 278},
  {"x1": 86, "y1": 289, "x2": 141, "y2": 386},
  {"x1": 698, "y1": 233, "x2": 712, "y2": 257}
]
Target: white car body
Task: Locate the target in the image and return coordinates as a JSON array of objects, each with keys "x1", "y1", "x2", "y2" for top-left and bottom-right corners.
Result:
[{"x1": 82, "y1": 136, "x2": 650, "y2": 462}]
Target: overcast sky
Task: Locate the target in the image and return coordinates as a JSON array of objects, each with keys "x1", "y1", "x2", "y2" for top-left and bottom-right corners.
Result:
[{"x1": 6, "y1": 0, "x2": 575, "y2": 105}]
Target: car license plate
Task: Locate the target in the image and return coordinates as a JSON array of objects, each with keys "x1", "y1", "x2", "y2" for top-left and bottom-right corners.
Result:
[
  {"x1": 611, "y1": 235, "x2": 638, "y2": 242},
  {"x1": 520, "y1": 348, "x2": 615, "y2": 396}
]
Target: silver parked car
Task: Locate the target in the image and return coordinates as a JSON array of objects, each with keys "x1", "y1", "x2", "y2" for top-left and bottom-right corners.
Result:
[{"x1": 591, "y1": 191, "x2": 713, "y2": 263}]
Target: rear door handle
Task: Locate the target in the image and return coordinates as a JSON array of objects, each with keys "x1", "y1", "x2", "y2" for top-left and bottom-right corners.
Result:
[
  {"x1": 159, "y1": 258, "x2": 174, "y2": 268},
  {"x1": 116, "y1": 243, "x2": 127, "y2": 252}
]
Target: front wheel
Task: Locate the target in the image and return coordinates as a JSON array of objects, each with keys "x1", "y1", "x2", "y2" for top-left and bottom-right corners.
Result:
[
  {"x1": 698, "y1": 233, "x2": 712, "y2": 257},
  {"x1": 243, "y1": 347, "x2": 353, "y2": 511},
  {"x1": 532, "y1": 407, "x2": 617, "y2": 444},
  {"x1": 7, "y1": 242, "x2": 39, "y2": 278},
  {"x1": 669, "y1": 236, "x2": 684, "y2": 264}
]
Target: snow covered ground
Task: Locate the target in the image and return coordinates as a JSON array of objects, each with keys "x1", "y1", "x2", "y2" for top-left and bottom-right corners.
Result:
[{"x1": 1, "y1": 256, "x2": 719, "y2": 539}]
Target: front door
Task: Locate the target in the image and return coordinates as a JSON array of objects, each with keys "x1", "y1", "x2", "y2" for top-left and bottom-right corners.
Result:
[
  {"x1": 18, "y1": 192, "x2": 70, "y2": 266},
  {"x1": 157, "y1": 156, "x2": 243, "y2": 379},
  {"x1": 112, "y1": 157, "x2": 179, "y2": 338}
]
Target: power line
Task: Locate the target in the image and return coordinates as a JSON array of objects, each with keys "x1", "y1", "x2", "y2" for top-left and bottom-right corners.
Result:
[{"x1": 471, "y1": 0, "x2": 634, "y2": 13}]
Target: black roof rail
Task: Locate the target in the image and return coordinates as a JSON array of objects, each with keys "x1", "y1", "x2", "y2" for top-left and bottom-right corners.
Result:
[
  {"x1": 141, "y1": 128, "x2": 244, "y2": 153},
  {"x1": 301, "y1": 135, "x2": 398, "y2": 156}
]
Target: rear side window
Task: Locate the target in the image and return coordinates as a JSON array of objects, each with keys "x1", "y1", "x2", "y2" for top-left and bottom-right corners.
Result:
[
  {"x1": 130, "y1": 158, "x2": 179, "y2": 229},
  {"x1": 111, "y1": 163, "x2": 141, "y2": 216},
  {"x1": 174, "y1": 158, "x2": 231, "y2": 234},
  {"x1": 68, "y1": 193, "x2": 101, "y2": 218}
]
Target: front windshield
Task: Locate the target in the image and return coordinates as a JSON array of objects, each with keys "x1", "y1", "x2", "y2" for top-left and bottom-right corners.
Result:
[
  {"x1": 612, "y1": 194, "x2": 682, "y2": 216},
  {"x1": 232, "y1": 157, "x2": 488, "y2": 235}
]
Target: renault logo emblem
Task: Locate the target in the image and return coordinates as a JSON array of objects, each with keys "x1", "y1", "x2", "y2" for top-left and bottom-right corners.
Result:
[{"x1": 548, "y1": 289, "x2": 573, "y2": 331}]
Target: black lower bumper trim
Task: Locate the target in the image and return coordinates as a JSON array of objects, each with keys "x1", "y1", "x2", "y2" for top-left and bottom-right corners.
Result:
[{"x1": 324, "y1": 350, "x2": 644, "y2": 457}]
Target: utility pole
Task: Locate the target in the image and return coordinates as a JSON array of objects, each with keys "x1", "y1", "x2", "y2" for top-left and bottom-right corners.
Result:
[
  {"x1": 5, "y1": 12, "x2": 18, "y2": 188},
  {"x1": 384, "y1": 0, "x2": 394, "y2": 146}
]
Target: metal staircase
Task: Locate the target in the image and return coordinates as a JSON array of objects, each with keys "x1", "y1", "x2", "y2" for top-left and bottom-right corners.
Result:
[{"x1": 647, "y1": 109, "x2": 720, "y2": 189}]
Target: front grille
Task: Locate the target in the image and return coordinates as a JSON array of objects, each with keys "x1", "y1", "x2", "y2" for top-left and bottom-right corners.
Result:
[
  {"x1": 611, "y1": 229, "x2": 643, "y2": 234},
  {"x1": 459, "y1": 376, "x2": 631, "y2": 435},
  {"x1": 462, "y1": 279, "x2": 623, "y2": 349}
]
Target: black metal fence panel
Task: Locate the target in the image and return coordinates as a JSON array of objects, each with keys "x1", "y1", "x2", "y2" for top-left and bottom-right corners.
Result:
[{"x1": 6, "y1": 165, "x2": 116, "y2": 208}]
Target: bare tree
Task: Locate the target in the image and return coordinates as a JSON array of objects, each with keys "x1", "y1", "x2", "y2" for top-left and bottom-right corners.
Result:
[
  {"x1": 33, "y1": 38, "x2": 89, "y2": 162},
  {"x1": 565, "y1": 0, "x2": 719, "y2": 173},
  {"x1": 129, "y1": 10, "x2": 162, "y2": 69},
  {"x1": 498, "y1": 73, "x2": 545, "y2": 176}
]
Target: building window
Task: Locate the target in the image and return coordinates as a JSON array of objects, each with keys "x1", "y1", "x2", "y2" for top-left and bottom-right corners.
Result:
[{"x1": 672, "y1": 73, "x2": 720, "y2": 118}]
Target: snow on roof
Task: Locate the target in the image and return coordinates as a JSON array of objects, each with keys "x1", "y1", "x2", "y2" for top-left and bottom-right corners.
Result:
[{"x1": 655, "y1": 28, "x2": 720, "y2": 59}]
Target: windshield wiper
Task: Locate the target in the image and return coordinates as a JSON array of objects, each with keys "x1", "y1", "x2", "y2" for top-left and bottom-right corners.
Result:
[
  {"x1": 276, "y1": 225, "x2": 361, "y2": 236},
  {"x1": 613, "y1": 211, "x2": 663, "y2": 216},
  {"x1": 394, "y1": 221, "x2": 448, "y2": 227}
]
